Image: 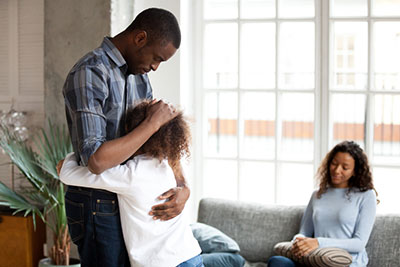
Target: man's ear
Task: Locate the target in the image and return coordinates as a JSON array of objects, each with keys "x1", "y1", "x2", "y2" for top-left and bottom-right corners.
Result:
[{"x1": 134, "y1": 30, "x2": 148, "y2": 48}]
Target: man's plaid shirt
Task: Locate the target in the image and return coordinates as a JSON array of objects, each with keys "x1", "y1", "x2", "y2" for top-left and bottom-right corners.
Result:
[{"x1": 63, "y1": 37, "x2": 153, "y2": 165}]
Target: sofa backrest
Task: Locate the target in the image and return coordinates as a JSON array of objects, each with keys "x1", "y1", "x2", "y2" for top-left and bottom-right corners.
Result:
[
  {"x1": 198, "y1": 198, "x2": 400, "y2": 266},
  {"x1": 198, "y1": 198, "x2": 304, "y2": 262},
  {"x1": 366, "y1": 214, "x2": 400, "y2": 267}
]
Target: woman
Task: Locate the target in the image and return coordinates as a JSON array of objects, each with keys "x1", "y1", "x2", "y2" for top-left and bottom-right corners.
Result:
[
  {"x1": 59, "y1": 100, "x2": 203, "y2": 267},
  {"x1": 268, "y1": 141, "x2": 378, "y2": 267}
]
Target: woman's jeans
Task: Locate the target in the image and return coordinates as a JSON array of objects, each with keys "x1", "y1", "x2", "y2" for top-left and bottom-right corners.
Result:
[
  {"x1": 65, "y1": 186, "x2": 129, "y2": 267},
  {"x1": 202, "y1": 252, "x2": 245, "y2": 267},
  {"x1": 177, "y1": 254, "x2": 204, "y2": 267},
  {"x1": 268, "y1": 256, "x2": 298, "y2": 267}
]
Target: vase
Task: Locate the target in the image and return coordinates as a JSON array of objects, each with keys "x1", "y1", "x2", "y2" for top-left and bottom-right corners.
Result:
[{"x1": 38, "y1": 258, "x2": 80, "y2": 267}]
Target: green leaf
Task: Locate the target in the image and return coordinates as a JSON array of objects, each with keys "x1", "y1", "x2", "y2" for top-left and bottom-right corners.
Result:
[{"x1": 0, "y1": 181, "x2": 43, "y2": 221}]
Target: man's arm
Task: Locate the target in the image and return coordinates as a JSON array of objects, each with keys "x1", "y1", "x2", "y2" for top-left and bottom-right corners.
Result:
[
  {"x1": 64, "y1": 66, "x2": 175, "y2": 174},
  {"x1": 149, "y1": 162, "x2": 190, "y2": 221},
  {"x1": 88, "y1": 100, "x2": 178, "y2": 174},
  {"x1": 87, "y1": 100, "x2": 190, "y2": 221}
]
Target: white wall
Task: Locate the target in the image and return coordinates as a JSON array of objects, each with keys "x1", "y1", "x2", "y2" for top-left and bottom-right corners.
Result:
[
  {"x1": 111, "y1": 0, "x2": 134, "y2": 37},
  {"x1": 133, "y1": 0, "x2": 182, "y2": 106}
]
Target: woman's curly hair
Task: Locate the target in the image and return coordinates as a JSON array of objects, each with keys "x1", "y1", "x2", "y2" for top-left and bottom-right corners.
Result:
[
  {"x1": 316, "y1": 140, "x2": 378, "y2": 200},
  {"x1": 125, "y1": 100, "x2": 191, "y2": 170}
]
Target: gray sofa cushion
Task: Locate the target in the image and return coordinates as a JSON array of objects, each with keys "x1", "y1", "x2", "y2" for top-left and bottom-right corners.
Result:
[{"x1": 366, "y1": 215, "x2": 400, "y2": 267}]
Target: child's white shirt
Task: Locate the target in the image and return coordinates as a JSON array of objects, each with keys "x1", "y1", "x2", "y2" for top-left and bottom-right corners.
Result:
[{"x1": 60, "y1": 153, "x2": 201, "y2": 267}]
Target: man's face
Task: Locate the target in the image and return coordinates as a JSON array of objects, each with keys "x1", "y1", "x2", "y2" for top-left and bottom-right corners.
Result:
[{"x1": 126, "y1": 40, "x2": 177, "y2": 75}]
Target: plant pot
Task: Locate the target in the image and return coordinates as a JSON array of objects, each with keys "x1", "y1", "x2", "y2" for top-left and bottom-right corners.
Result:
[{"x1": 38, "y1": 258, "x2": 80, "y2": 267}]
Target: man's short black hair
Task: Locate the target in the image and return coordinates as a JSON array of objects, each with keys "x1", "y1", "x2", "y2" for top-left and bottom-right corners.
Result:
[{"x1": 127, "y1": 8, "x2": 181, "y2": 49}]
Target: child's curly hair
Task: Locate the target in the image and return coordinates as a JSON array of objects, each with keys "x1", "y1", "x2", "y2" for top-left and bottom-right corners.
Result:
[{"x1": 125, "y1": 100, "x2": 191, "y2": 170}]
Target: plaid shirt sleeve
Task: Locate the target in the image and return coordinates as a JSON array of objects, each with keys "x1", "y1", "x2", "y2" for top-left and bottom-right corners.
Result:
[{"x1": 64, "y1": 65, "x2": 108, "y2": 166}]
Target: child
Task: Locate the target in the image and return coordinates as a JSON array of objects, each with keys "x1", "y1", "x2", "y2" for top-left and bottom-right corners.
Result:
[{"x1": 59, "y1": 100, "x2": 203, "y2": 267}]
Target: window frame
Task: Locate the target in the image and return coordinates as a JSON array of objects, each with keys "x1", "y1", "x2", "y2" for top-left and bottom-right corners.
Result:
[{"x1": 193, "y1": 0, "x2": 400, "y2": 211}]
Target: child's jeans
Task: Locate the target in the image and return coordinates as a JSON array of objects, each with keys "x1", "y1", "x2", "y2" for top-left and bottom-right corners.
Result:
[{"x1": 177, "y1": 254, "x2": 204, "y2": 267}]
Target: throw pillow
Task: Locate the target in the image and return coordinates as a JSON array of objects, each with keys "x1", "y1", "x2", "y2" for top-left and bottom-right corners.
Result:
[
  {"x1": 190, "y1": 222, "x2": 240, "y2": 253},
  {"x1": 274, "y1": 241, "x2": 353, "y2": 267}
]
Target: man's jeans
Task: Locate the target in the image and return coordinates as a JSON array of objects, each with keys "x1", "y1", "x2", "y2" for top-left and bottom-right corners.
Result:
[{"x1": 65, "y1": 186, "x2": 129, "y2": 267}]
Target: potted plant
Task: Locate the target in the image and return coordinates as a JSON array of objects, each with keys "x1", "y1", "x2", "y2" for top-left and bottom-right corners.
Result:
[{"x1": 0, "y1": 121, "x2": 79, "y2": 266}]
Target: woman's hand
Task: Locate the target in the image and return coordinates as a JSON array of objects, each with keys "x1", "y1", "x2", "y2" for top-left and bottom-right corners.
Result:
[{"x1": 292, "y1": 237, "x2": 319, "y2": 258}]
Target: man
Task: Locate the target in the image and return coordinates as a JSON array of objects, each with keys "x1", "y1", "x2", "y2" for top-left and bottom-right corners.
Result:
[{"x1": 62, "y1": 8, "x2": 189, "y2": 267}]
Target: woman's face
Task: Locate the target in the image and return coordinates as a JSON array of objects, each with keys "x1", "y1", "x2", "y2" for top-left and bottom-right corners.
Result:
[{"x1": 329, "y1": 152, "x2": 355, "y2": 188}]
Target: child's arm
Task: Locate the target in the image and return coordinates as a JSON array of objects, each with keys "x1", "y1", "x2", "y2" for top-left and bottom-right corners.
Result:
[{"x1": 59, "y1": 152, "x2": 134, "y2": 194}]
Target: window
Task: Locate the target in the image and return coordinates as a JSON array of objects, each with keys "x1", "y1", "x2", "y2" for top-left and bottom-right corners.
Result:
[{"x1": 195, "y1": 0, "x2": 400, "y2": 213}]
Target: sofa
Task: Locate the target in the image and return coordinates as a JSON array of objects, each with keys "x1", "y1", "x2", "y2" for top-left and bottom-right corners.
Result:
[{"x1": 197, "y1": 198, "x2": 400, "y2": 267}]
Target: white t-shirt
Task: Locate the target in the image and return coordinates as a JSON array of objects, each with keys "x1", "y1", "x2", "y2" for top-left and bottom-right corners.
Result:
[{"x1": 60, "y1": 153, "x2": 201, "y2": 267}]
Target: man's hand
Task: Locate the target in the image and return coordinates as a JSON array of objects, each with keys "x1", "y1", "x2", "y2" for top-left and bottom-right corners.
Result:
[
  {"x1": 145, "y1": 99, "x2": 178, "y2": 131},
  {"x1": 292, "y1": 237, "x2": 319, "y2": 258},
  {"x1": 149, "y1": 185, "x2": 190, "y2": 221},
  {"x1": 56, "y1": 159, "x2": 65, "y2": 176}
]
